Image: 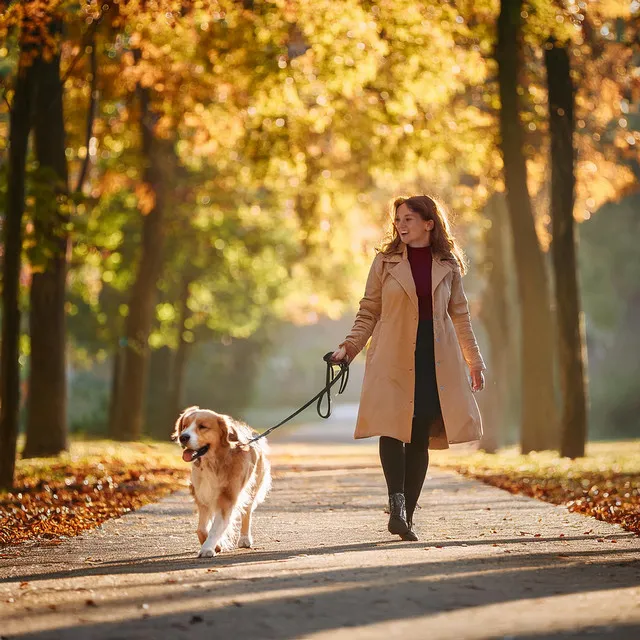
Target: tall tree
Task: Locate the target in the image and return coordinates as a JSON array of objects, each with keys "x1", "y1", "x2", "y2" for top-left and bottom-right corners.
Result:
[
  {"x1": 166, "y1": 272, "x2": 194, "y2": 425},
  {"x1": 545, "y1": 38, "x2": 588, "y2": 459},
  {"x1": 478, "y1": 193, "x2": 519, "y2": 451},
  {"x1": 22, "y1": 11, "x2": 70, "y2": 458},
  {"x1": 496, "y1": 0, "x2": 558, "y2": 452},
  {"x1": 0, "y1": 12, "x2": 35, "y2": 487},
  {"x1": 110, "y1": 83, "x2": 171, "y2": 441}
]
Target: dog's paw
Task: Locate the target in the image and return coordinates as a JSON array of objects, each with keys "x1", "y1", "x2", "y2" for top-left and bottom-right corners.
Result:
[
  {"x1": 238, "y1": 535, "x2": 253, "y2": 549},
  {"x1": 198, "y1": 547, "x2": 217, "y2": 558}
]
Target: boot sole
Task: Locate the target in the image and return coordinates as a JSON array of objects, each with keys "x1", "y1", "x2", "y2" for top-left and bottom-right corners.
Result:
[
  {"x1": 388, "y1": 516, "x2": 409, "y2": 535},
  {"x1": 400, "y1": 531, "x2": 419, "y2": 541}
]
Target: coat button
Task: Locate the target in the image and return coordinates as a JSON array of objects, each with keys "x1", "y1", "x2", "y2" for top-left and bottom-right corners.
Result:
[{"x1": 440, "y1": 385, "x2": 445, "y2": 390}]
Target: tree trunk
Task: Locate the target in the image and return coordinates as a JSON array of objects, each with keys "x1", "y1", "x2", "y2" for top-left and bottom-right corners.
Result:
[
  {"x1": 478, "y1": 194, "x2": 518, "y2": 452},
  {"x1": 144, "y1": 346, "x2": 173, "y2": 439},
  {"x1": 545, "y1": 40, "x2": 588, "y2": 459},
  {"x1": 111, "y1": 86, "x2": 168, "y2": 441},
  {"x1": 107, "y1": 344, "x2": 123, "y2": 437},
  {"x1": 496, "y1": 0, "x2": 558, "y2": 452},
  {"x1": 168, "y1": 276, "x2": 193, "y2": 424},
  {"x1": 0, "y1": 59, "x2": 34, "y2": 488},
  {"x1": 22, "y1": 29, "x2": 70, "y2": 458}
]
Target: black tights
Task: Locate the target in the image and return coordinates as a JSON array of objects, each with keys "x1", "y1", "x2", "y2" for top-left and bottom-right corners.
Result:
[{"x1": 379, "y1": 417, "x2": 432, "y2": 524}]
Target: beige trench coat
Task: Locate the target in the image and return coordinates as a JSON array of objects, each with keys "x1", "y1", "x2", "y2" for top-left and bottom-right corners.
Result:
[{"x1": 340, "y1": 244, "x2": 486, "y2": 449}]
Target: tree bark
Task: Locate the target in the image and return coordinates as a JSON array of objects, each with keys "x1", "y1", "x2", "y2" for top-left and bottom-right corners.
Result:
[
  {"x1": 111, "y1": 85, "x2": 169, "y2": 440},
  {"x1": 107, "y1": 344, "x2": 122, "y2": 437},
  {"x1": 168, "y1": 275, "x2": 193, "y2": 424},
  {"x1": 0, "y1": 57, "x2": 34, "y2": 488},
  {"x1": 478, "y1": 194, "x2": 518, "y2": 452},
  {"x1": 545, "y1": 40, "x2": 588, "y2": 459},
  {"x1": 496, "y1": 0, "x2": 558, "y2": 452},
  {"x1": 22, "y1": 25, "x2": 70, "y2": 458},
  {"x1": 144, "y1": 346, "x2": 173, "y2": 439}
]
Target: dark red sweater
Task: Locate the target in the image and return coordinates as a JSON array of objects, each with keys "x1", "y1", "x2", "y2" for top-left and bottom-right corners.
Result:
[{"x1": 407, "y1": 245, "x2": 433, "y2": 320}]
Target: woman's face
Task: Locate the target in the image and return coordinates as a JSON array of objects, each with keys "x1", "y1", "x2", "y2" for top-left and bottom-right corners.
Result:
[{"x1": 394, "y1": 203, "x2": 434, "y2": 247}]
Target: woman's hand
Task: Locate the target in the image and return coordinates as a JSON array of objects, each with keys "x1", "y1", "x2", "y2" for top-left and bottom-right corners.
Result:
[
  {"x1": 470, "y1": 369, "x2": 485, "y2": 392},
  {"x1": 331, "y1": 346, "x2": 348, "y2": 363}
]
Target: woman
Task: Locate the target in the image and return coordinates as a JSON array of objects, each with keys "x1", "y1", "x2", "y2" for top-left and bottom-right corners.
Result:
[{"x1": 332, "y1": 195, "x2": 486, "y2": 541}]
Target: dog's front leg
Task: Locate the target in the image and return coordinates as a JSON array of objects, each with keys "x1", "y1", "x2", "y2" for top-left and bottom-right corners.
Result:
[
  {"x1": 196, "y1": 504, "x2": 215, "y2": 547},
  {"x1": 198, "y1": 508, "x2": 230, "y2": 558}
]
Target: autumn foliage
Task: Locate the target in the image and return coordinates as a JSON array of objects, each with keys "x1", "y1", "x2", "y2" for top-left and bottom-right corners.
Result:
[{"x1": 0, "y1": 442, "x2": 188, "y2": 545}]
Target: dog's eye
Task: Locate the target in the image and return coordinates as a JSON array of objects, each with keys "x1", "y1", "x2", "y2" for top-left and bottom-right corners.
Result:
[{"x1": 197, "y1": 424, "x2": 208, "y2": 430}]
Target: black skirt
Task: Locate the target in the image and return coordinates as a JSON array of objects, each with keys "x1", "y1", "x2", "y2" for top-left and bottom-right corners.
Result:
[{"x1": 412, "y1": 320, "x2": 442, "y2": 444}]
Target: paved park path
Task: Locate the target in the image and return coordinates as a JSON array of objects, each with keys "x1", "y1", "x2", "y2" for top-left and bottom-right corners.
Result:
[{"x1": 1, "y1": 415, "x2": 639, "y2": 639}]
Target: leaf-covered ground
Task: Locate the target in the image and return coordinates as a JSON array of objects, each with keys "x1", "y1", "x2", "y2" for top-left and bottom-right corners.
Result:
[
  {"x1": 3, "y1": 439, "x2": 639, "y2": 546},
  {"x1": 0, "y1": 441, "x2": 189, "y2": 546},
  {"x1": 436, "y1": 440, "x2": 640, "y2": 535}
]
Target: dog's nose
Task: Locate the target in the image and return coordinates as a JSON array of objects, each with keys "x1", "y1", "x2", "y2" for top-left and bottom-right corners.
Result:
[{"x1": 179, "y1": 433, "x2": 190, "y2": 445}]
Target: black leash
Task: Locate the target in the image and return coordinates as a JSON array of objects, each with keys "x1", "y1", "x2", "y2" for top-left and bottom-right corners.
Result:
[{"x1": 246, "y1": 352, "x2": 350, "y2": 444}]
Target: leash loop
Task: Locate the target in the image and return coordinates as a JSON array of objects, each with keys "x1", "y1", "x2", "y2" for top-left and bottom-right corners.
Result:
[
  {"x1": 247, "y1": 352, "x2": 350, "y2": 444},
  {"x1": 316, "y1": 352, "x2": 349, "y2": 419}
]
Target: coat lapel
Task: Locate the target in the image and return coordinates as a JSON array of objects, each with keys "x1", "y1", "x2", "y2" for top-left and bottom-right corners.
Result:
[
  {"x1": 383, "y1": 245, "x2": 453, "y2": 308},
  {"x1": 384, "y1": 246, "x2": 418, "y2": 311},
  {"x1": 432, "y1": 257, "x2": 452, "y2": 294}
]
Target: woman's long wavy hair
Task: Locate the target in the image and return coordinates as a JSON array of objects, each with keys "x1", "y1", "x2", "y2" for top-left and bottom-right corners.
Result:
[{"x1": 379, "y1": 195, "x2": 468, "y2": 274}]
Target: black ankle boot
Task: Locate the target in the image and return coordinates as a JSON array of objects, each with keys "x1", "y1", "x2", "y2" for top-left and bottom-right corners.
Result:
[
  {"x1": 388, "y1": 493, "x2": 409, "y2": 535},
  {"x1": 401, "y1": 520, "x2": 419, "y2": 542}
]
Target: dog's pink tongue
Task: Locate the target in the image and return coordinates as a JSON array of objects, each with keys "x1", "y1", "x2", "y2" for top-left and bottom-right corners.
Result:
[{"x1": 182, "y1": 449, "x2": 195, "y2": 462}]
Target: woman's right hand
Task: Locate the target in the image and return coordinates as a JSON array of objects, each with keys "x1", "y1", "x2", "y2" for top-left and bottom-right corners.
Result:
[{"x1": 331, "y1": 346, "x2": 348, "y2": 363}]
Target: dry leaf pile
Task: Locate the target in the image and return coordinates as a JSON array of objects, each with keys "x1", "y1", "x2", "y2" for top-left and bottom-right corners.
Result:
[{"x1": 0, "y1": 441, "x2": 188, "y2": 545}]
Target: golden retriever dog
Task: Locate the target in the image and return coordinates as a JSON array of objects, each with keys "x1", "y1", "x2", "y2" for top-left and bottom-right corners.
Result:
[{"x1": 172, "y1": 406, "x2": 271, "y2": 558}]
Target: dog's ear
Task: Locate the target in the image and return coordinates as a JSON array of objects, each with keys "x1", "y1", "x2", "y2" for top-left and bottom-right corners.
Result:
[
  {"x1": 171, "y1": 405, "x2": 199, "y2": 441},
  {"x1": 218, "y1": 415, "x2": 242, "y2": 448}
]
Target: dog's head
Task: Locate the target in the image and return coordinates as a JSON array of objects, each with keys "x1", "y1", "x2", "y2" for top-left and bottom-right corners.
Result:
[{"x1": 172, "y1": 406, "x2": 242, "y2": 462}]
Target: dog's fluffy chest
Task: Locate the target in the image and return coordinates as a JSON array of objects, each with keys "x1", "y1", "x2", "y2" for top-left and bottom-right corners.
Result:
[{"x1": 191, "y1": 459, "x2": 226, "y2": 503}]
